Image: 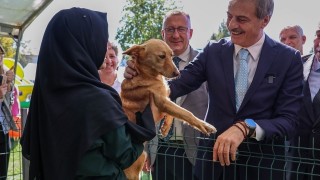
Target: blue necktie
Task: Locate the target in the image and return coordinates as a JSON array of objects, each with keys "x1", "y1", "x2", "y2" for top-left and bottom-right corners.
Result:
[
  {"x1": 235, "y1": 49, "x2": 249, "y2": 111},
  {"x1": 159, "y1": 57, "x2": 181, "y2": 141},
  {"x1": 173, "y1": 56, "x2": 181, "y2": 68}
]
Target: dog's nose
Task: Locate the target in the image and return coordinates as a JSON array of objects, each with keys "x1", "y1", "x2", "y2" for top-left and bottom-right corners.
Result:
[{"x1": 173, "y1": 70, "x2": 180, "y2": 77}]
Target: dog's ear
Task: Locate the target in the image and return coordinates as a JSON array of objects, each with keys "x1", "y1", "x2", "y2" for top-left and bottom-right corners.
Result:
[
  {"x1": 123, "y1": 45, "x2": 141, "y2": 56},
  {"x1": 123, "y1": 44, "x2": 146, "y2": 60}
]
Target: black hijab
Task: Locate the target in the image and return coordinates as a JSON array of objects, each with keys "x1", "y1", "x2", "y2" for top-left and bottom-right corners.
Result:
[{"x1": 21, "y1": 7, "x2": 128, "y2": 180}]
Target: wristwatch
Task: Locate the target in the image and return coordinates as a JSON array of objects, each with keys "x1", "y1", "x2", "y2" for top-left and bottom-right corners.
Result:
[{"x1": 244, "y1": 119, "x2": 256, "y2": 138}]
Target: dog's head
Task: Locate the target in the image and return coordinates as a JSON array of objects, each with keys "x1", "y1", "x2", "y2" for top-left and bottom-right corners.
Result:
[{"x1": 123, "y1": 39, "x2": 180, "y2": 78}]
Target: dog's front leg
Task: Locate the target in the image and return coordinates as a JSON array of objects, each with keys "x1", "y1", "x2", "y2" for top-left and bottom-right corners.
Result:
[{"x1": 152, "y1": 93, "x2": 217, "y2": 136}]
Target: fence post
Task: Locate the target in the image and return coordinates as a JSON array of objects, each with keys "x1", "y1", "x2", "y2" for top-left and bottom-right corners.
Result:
[{"x1": 21, "y1": 108, "x2": 29, "y2": 180}]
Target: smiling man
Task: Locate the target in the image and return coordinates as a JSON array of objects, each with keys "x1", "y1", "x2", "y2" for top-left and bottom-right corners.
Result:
[
  {"x1": 124, "y1": 0, "x2": 304, "y2": 179},
  {"x1": 166, "y1": 0, "x2": 304, "y2": 179},
  {"x1": 143, "y1": 10, "x2": 209, "y2": 180}
]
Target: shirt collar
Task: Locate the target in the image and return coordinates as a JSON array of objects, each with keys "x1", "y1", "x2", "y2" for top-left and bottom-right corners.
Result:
[
  {"x1": 312, "y1": 56, "x2": 320, "y2": 72},
  {"x1": 176, "y1": 46, "x2": 190, "y2": 62},
  {"x1": 234, "y1": 33, "x2": 265, "y2": 61}
]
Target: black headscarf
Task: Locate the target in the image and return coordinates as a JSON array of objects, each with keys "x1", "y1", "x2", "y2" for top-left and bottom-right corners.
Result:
[{"x1": 21, "y1": 7, "x2": 128, "y2": 179}]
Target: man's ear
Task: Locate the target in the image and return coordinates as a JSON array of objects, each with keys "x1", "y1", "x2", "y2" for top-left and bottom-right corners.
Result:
[{"x1": 261, "y1": 15, "x2": 271, "y2": 29}]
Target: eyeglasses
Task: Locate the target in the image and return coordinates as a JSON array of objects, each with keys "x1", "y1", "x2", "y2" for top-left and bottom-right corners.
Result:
[{"x1": 164, "y1": 27, "x2": 189, "y2": 34}]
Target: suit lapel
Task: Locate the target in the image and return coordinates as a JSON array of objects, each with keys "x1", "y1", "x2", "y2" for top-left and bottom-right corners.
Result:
[
  {"x1": 313, "y1": 89, "x2": 320, "y2": 129},
  {"x1": 221, "y1": 41, "x2": 236, "y2": 112},
  {"x1": 239, "y1": 35, "x2": 277, "y2": 112}
]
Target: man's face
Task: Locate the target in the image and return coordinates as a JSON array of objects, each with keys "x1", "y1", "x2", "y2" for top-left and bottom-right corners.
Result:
[
  {"x1": 161, "y1": 14, "x2": 193, "y2": 56},
  {"x1": 313, "y1": 30, "x2": 320, "y2": 52},
  {"x1": 227, "y1": 0, "x2": 270, "y2": 47},
  {"x1": 279, "y1": 28, "x2": 306, "y2": 53},
  {"x1": 314, "y1": 30, "x2": 320, "y2": 60}
]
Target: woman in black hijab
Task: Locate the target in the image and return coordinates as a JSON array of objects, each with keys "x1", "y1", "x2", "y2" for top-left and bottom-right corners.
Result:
[{"x1": 21, "y1": 7, "x2": 155, "y2": 180}]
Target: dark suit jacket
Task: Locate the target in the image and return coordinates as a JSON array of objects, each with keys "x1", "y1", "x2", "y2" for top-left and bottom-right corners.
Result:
[
  {"x1": 295, "y1": 54, "x2": 320, "y2": 154},
  {"x1": 169, "y1": 35, "x2": 304, "y2": 180},
  {"x1": 288, "y1": 54, "x2": 320, "y2": 180}
]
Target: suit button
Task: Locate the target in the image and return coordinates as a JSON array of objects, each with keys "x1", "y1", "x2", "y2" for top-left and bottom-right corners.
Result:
[{"x1": 312, "y1": 129, "x2": 320, "y2": 134}]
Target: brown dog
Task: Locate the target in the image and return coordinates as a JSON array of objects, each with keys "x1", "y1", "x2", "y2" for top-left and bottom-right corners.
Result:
[{"x1": 121, "y1": 39, "x2": 217, "y2": 180}]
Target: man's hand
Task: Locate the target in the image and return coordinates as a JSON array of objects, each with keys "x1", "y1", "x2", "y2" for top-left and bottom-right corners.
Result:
[
  {"x1": 213, "y1": 123, "x2": 246, "y2": 166},
  {"x1": 124, "y1": 60, "x2": 138, "y2": 79}
]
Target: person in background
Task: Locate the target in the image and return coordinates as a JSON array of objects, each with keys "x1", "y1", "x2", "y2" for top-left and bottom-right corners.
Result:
[
  {"x1": 20, "y1": 8, "x2": 155, "y2": 180},
  {"x1": 289, "y1": 24, "x2": 320, "y2": 180},
  {"x1": 143, "y1": 10, "x2": 209, "y2": 180},
  {"x1": 279, "y1": 25, "x2": 311, "y2": 61},
  {"x1": 0, "y1": 44, "x2": 17, "y2": 180},
  {"x1": 8, "y1": 85, "x2": 21, "y2": 149},
  {"x1": 125, "y1": 0, "x2": 304, "y2": 179},
  {"x1": 99, "y1": 41, "x2": 121, "y2": 93}
]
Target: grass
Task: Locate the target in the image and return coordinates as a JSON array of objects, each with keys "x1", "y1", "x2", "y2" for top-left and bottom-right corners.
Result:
[
  {"x1": 7, "y1": 139, "x2": 23, "y2": 180},
  {"x1": 140, "y1": 171, "x2": 152, "y2": 180}
]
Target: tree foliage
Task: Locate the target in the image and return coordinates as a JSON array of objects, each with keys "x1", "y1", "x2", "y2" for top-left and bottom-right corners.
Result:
[
  {"x1": 0, "y1": 37, "x2": 33, "y2": 67},
  {"x1": 210, "y1": 20, "x2": 230, "y2": 41},
  {"x1": 0, "y1": 37, "x2": 16, "y2": 58},
  {"x1": 116, "y1": 0, "x2": 178, "y2": 51}
]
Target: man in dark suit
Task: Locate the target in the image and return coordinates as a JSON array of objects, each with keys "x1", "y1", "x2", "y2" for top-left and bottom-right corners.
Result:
[
  {"x1": 125, "y1": 0, "x2": 303, "y2": 179},
  {"x1": 289, "y1": 26, "x2": 320, "y2": 180},
  {"x1": 143, "y1": 10, "x2": 209, "y2": 180},
  {"x1": 161, "y1": 0, "x2": 303, "y2": 179}
]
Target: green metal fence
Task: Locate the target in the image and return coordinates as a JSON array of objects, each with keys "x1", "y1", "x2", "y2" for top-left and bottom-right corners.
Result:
[
  {"x1": 4, "y1": 133, "x2": 320, "y2": 180},
  {"x1": 142, "y1": 134, "x2": 320, "y2": 180}
]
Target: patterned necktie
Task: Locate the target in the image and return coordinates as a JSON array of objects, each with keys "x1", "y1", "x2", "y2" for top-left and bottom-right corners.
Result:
[
  {"x1": 173, "y1": 56, "x2": 181, "y2": 69},
  {"x1": 235, "y1": 49, "x2": 249, "y2": 111},
  {"x1": 159, "y1": 57, "x2": 181, "y2": 141}
]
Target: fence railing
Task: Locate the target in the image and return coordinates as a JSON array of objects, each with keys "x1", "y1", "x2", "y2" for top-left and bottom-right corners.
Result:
[{"x1": 4, "y1": 132, "x2": 320, "y2": 180}]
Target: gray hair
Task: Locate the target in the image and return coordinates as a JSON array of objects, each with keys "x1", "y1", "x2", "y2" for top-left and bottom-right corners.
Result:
[
  {"x1": 280, "y1": 25, "x2": 304, "y2": 37},
  {"x1": 229, "y1": 0, "x2": 274, "y2": 19},
  {"x1": 162, "y1": 9, "x2": 191, "y2": 29},
  {"x1": 108, "y1": 42, "x2": 119, "y2": 56},
  {"x1": 256, "y1": 0, "x2": 274, "y2": 19}
]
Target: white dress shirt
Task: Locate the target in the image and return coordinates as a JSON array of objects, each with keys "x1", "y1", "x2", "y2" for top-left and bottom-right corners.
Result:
[{"x1": 233, "y1": 34, "x2": 266, "y2": 141}]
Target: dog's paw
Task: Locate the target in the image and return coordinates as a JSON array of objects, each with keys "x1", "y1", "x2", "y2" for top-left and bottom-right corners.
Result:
[
  {"x1": 193, "y1": 121, "x2": 217, "y2": 136},
  {"x1": 203, "y1": 122, "x2": 217, "y2": 136}
]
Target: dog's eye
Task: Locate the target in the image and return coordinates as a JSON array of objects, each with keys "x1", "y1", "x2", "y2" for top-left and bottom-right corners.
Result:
[{"x1": 159, "y1": 55, "x2": 166, "y2": 59}]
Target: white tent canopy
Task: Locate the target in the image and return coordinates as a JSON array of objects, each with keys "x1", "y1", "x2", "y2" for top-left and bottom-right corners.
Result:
[
  {"x1": 0, "y1": 0, "x2": 52, "y2": 39},
  {"x1": 24, "y1": 62, "x2": 37, "y2": 82}
]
